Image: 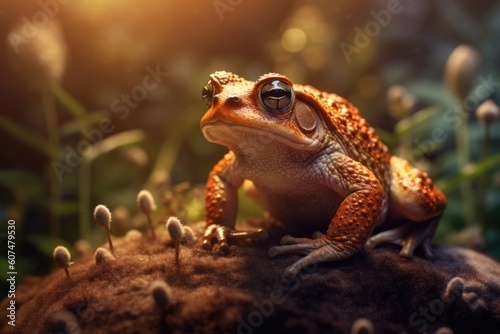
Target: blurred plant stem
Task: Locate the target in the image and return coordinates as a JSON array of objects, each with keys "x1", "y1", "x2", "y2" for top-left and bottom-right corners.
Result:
[
  {"x1": 454, "y1": 102, "x2": 475, "y2": 226},
  {"x1": 144, "y1": 112, "x2": 199, "y2": 194},
  {"x1": 477, "y1": 124, "x2": 490, "y2": 238},
  {"x1": 42, "y1": 86, "x2": 60, "y2": 236},
  {"x1": 50, "y1": 82, "x2": 86, "y2": 121},
  {"x1": 440, "y1": 152, "x2": 500, "y2": 194},
  {"x1": 394, "y1": 106, "x2": 439, "y2": 162},
  {"x1": 79, "y1": 157, "x2": 91, "y2": 244},
  {"x1": 394, "y1": 106, "x2": 439, "y2": 137},
  {"x1": 0, "y1": 115, "x2": 58, "y2": 159},
  {"x1": 80, "y1": 130, "x2": 145, "y2": 244},
  {"x1": 443, "y1": 44, "x2": 481, "y2": 227},
  {"x1": 49, "y1": 82, "x2": 91, "y2": 243}
]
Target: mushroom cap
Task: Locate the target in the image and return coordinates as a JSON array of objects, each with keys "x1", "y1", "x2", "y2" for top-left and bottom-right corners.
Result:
[
  {"x1": 166, "y1": 216, "x2": 184, "y2": 241},
  {"x1": 94, "y1": 204, "x2": 112, "y2": 229},
  {"x1": 53, "y1": 246, "x2": 71, "y2": 268},
  {"x1": 137, "y1": 190, "x2": 157, "y2": 214}
]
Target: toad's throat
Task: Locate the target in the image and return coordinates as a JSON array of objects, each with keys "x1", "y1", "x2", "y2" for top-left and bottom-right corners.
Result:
[{"x1": 201, "y1": 121, "x2": 321, "y2": 151}]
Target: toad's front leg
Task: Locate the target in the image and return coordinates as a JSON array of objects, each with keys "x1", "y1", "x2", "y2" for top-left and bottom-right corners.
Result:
[
  {"x1": 202, "y1": 152, "x2": 267, "y2": 252},
  {"x1": 268, "y1": 155, "x2": 384, "y2": 277}
]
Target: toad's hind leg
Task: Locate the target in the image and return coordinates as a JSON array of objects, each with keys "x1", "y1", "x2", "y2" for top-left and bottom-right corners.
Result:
[
  {"x1": 365, "y1": 156, "x2": 447, "y2": 258},
  {"x1": 269, "y1": 155, "x2": 385, "y2": 277},
  {"x1": 268, "y1": 183, "x2": 381, "y2": 277}
]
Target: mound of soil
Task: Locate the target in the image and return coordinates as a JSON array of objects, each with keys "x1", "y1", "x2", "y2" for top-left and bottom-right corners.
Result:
[{"x1": 2, "y1": 224, "x2": 500, "y2": 334}]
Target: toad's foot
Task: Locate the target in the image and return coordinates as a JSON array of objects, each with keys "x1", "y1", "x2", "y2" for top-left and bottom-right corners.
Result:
[
  {"x1": 201, "y1": 224, "x2": 268, "y2": 253},
  {"x1": 268, "y1": 235, "x2": 357, "y2": 278},
  {"x1": 364, "y1": 217, "x2": 440, "y2": 259}
]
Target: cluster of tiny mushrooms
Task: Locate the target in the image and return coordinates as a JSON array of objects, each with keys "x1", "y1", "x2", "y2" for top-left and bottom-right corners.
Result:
[{"x1": 53, "y1": 189, "x2": 195, "y2": 277}]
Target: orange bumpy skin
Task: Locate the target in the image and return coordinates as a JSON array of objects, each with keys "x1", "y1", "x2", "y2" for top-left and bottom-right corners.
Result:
[{"x1": 200, "y1": 71, "x2": 447, "y2": 277}]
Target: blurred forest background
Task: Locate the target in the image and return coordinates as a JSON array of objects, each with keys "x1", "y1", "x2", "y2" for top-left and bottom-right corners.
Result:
[{"x1": 0, "y1": 0, "x2": 499, "y2": 284}]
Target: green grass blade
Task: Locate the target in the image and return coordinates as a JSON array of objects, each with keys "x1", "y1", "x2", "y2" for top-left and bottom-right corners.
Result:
[
  {"x1": 439, "y1": 152, "x2": 500, "y2": 193},
  {"x1": 394, "y1": 106, "x2": 439, "y2": 138},
  {"x1": 60, "y1": 111, "x2": 109, "y2": 137},
  {"x1": 0, "y1": 114, "x2": 58, "y2": 159},
  {"x1": 0, "y1": 170, "x2": 45, "y2": 195},
  {"x1": 50, "y1": 82, "x2": 86, "y2": 120},
  {"x1": 84, "y1": 129, "x2": 146, "y2": 162}
]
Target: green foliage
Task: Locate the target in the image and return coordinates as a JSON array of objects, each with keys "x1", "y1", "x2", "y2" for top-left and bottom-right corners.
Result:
[
  {"x1": 439, "y1": 153, "x2": 500, "y2": 193},
  {"x1": 0, "y1": 170, "x2": 45, "y2": 195},
  {"x1": 236, "y1": 187, "x2": 265, "y2": 224},
  {"x1": 0, "y1": 114, "x2": 58, "y2": 159}
]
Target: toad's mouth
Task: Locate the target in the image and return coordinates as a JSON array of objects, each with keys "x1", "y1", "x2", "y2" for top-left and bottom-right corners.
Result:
[{"x1": 201, "y1": 121, "x2": 321, "y2": 151}]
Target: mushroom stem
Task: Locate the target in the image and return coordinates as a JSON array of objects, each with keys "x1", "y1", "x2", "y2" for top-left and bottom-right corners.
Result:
[
  {"x1": 478, "y1": 124, "x2": 491, "y2": 236},
  {"x1": 105, "y1": 228, "x2": 115, "y2": 255},
  {"x1": 63, "y1": 267, "x2": 70, "y2": 278},
  {"x1": 175, "y1": 241, "x2": 180, "y2": 265},
  {"x1": 147, "y1": 213, "x2": 156, "y2": 239}
]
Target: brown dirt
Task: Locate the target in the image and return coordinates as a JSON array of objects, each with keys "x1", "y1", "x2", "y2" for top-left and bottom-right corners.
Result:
[{"x1": 1, "y1": 225, "x2": 500, "y2": 334}]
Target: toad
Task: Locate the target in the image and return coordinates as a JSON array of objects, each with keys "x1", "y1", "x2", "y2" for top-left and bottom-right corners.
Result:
[{"x1": 200, "y1": 71, "x2": 447, "y2": 277}]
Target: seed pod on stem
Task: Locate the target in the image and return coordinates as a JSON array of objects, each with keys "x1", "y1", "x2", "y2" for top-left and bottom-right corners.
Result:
[
  {"x1": 166, "y1": 216, "x2": 184, "y2": 264},
  {"x1": 137, "y1": 190, "x2": 157, "y2": 239},
  {"x1": 93, "y1": 204, "x2": 114, "y2": 255},
  {"x1": 444, "y1": 44, "x2": 481, "y2": 101},
  {"x1": 94, "y1": 247, "x2": 115, "y2": 265},
  {"x1": 350, "y1": 318, "x2": 374, "y2": 334},
  {"x1": 444, "y1": 44, "x2": 482, "y2": 226},
  {"x1": 53, "y1": 246, "x2": 73, "y2": 278},
  {"x1": 443, "y1": 277, "x2": 464, "y2": 303},
  {"x1": 149, "y1": 279, "x2": 173, "y2": 310},
  {"x1": 182, "y1": 226, "x2": 196, "y2": 244},
  {"x1": 476, "y1": 99, "x2": 500, "y2": 126}
]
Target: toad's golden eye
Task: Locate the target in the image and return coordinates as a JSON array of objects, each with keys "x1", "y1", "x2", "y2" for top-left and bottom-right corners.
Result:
[
  {"x1": 258, "y1": 80, "x2": 294, "y2": 114},
  {"x1": 202, "y1": 80, "x2": 215, "y2": 108}
]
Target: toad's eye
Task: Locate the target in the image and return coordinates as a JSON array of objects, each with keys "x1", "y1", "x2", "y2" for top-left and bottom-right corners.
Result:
[
  {"x1": 202, "y1": 81, "x2": 215, "y2": 108},
  {"x1": 258, "y1": 80, "x2": 294, "y2": 114}
]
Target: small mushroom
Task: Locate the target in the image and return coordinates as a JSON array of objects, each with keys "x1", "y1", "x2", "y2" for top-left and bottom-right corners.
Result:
[
  {"x1": 444, "y1": 44, "x2": 481, "y2": 100},
  {"x1": 182, "y1": 226, "x2": 196, "y2": 244},
  {"x1": 137, "y1": 190, "x2": 157, "y2": 239},
  {"x1": 476, "y1": 99, "x2": 500, "y2": 126},
  {"x1": 166, "y1": 216, "x2": 184, "y2": 264},
  {"x1": 149, "y1": 279, "x2": 173, "y2": 311},
  {"x1": 351, "y1": 318, "x2": 375, "y2": 334},
  {"x1": 53, "y1": 246, "x2": 73, "y2": 278},
  {"x1": 47, "y1": 310, "x2": 80, "y2": 334},
  {"x1": 74, "y1": 239, "x2": 92, "y2": 258},
  {"x1": 125, "y1": 229, "x2": 143, "y2": 241},
  {"x1": 93, "y1": 204, "x2": 114, "y2": 255},
  {"x1": 435, "y1": 327, "x2": 453, "y2": 334},
  {"x1": 443, "y1": 277, "x2": 464, "y2": 303},
  {"x1": 95, "y1": 247, "x2": 115, "y2": 265}
]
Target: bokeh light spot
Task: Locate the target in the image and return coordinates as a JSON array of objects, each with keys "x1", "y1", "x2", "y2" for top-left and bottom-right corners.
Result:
[{"x1": 281, "y1": 28, "x2": 307, "y2": 53}]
